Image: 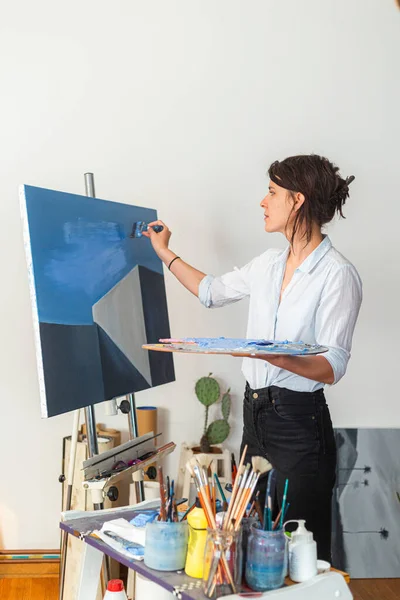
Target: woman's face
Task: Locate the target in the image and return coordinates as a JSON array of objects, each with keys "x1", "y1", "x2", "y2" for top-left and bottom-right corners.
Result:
[{"x1": 260, "y1": 181, "x2": 296, "y2": 234}]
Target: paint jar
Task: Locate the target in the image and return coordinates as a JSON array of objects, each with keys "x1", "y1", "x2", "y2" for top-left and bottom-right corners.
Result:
[
  {"x1": 245, "y1": 523, "x2": 287, "y2": 591},
  {"x1": 202, "y1": 528, "x2": 243, "y2": 599},
  {"x1": 103, "y1": 579, "x2": 128, "y2": 599},
  {"x1": 144, "y1": 521, "x2": 188, "y2": 571},
  {"x1": 185, "y1": 498, "x2": 208, "y2": 578},
  {"x1": 284, "y1": 519, "x2": 317, "y2": 582}
]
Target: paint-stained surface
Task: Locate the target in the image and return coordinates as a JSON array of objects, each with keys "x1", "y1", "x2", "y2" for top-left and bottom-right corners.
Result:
[
  {"x1": 20, "y1": 185, "x2": 174, "y2": 417},
  {"x1": 332, "y1": 428, "x2": 400, "y2": 577}
]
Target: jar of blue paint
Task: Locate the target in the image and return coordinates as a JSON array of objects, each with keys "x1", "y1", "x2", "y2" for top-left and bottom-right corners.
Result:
[
  {"x1": 144, "y1": 521, "x2": 188, "y2": 571},
  {"x1": 245, "y1": 523, "x2": 287, "y2": 591}
]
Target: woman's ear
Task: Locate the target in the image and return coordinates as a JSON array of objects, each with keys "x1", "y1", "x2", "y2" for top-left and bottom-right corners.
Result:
[{"x1": 293, "y1": 192, "x2": 305, "y2": 211}]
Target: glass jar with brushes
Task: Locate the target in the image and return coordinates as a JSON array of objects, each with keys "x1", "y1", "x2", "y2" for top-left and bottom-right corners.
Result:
[
  {"x1": 202, "y1": 528, "x2": 243, "y2": 599},
  {"x1": 245, "y1": 522, "x2": 287, "y2": 591}
]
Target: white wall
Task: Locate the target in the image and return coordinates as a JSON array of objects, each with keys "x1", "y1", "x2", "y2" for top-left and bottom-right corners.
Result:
[{"x1": 0, "y1": 0, "x2": 399, "y2": 549}]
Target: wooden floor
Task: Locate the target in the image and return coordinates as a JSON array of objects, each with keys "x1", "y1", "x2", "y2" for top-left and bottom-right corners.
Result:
[
  {"x1": 0, "y1": 577, "x2": 399, "y2": 599},
  {"x1": 0, "y1": 578, "x2": 59, "y2": 600},
  {"x1": 350, "y1": 578, "x2": 400, "y2": 600}
]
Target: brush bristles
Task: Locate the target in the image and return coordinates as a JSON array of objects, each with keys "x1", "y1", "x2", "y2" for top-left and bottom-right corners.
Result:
[
  {"x1": 236, "y1": 464, "x2": 245, "y2": 478},
  {"x1": 251, "y1": 456, "x2": 272, "y2": 475},
  {"x1": 189, "y1": 456, "x2": 209, "y2": 487},
  {"x1": 196, "y1": 453, "x2": 213, "y2": 470}
]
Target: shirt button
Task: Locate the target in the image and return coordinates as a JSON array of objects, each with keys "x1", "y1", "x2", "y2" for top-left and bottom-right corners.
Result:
[
  {"x1": 272, "y1": 399, "x2": 275, "y2": 404},
  {"x1": 252, "y1": 392, "x2": 258, "y2": 399}
]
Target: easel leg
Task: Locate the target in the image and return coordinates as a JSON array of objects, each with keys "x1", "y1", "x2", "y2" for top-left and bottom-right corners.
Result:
[
  {"x1": 76, "y1": 543, "x2": 103, "y2": 600},
  {"x1": 59, "y1": 409, "x2": 81, "y2": 600},
  {"x1": 128, "y1": 393, "x2": 145, "y2": 502}
]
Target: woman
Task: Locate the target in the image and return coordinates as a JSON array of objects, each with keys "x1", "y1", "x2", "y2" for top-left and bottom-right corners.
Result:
[{"x1": 144, "y1": 154, "x2": 362, "y2": 562}]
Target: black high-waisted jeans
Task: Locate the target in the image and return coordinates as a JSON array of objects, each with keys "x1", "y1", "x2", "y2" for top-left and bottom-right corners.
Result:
[{"x1": 240, "y1": 383, "x2": 336, "y2": 562}]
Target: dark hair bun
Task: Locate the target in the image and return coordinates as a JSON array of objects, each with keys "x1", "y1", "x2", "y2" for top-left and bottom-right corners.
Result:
[
  {"x1": 331, "y1": 175, "x2": 355, "y2": 218},
  {"x1": 268, "y1": 154, "x2": 355, "y2": 245}
]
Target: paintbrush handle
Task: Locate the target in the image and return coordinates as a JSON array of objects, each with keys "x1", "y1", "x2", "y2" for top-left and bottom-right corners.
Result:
[
  {"x1": 254, "y1": 500, "x2": 264, "y2": 527},
  {"x1": 214, "y1": 473, "x2": 227, "y2": 504},
  {"x1": 158, "y1": 466, "x2": 167, "y2": 521},
  {"x1": 279, "y1": 478, "x2": 289, "y2": 529},
  {"x1": 230, "y1": 470, "x2": 254, "y2": 528},
  {"x1": 234, "y1": 474, "x2": 260, "y2": 531},
  {"x1": 225, "y1": 445, "x2": 247, "y2": 523}
]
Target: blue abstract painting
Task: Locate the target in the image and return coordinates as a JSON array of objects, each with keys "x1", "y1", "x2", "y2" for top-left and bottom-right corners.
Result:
[{"x1": 20, "y1": 185, "x2": 175, "y2": 418}]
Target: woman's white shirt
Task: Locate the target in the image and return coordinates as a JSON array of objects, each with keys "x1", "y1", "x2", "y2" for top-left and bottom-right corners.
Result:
[{"x1": 198, "y1": 236, "x2": 362, "y2": 391}]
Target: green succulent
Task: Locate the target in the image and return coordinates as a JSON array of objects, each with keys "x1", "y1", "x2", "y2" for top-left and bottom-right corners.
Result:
[
  {"x1": 221, "y1": 389, "x2": 231, "y2": 421},
  {"x1": 195, "y1": 374, "x2": 231, "y2": 452},
  {"x1": 207, "y1": 419, "x2": 230, "y2": 445},
  {"x1": 195, "y1": 375, "x2": 220, "y2": 407}
]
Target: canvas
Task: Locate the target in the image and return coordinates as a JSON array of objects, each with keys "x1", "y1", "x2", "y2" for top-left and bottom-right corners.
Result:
[
  {"x1": 20, "y1": 185, "x2": 175, "y2": 418},
  {"x1": 332, "y1": 428, "x2": 400, "y2": 578}
]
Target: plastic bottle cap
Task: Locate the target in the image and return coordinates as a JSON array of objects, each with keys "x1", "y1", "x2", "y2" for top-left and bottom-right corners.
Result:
[
  {"x1": 107, "y1": 579, "x2": 124, "y2": 592},
  {"x1": 290, "y1": 519, "x2": 314, "y2": 543}
]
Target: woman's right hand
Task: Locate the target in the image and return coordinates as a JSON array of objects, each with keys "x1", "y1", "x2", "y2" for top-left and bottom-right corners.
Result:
[{"x1": 142, "y1": 220, "x2": 172, "y2": 257}]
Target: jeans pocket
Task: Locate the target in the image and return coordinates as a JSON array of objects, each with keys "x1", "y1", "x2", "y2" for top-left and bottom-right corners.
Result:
[{"x1": 273, "y1": 402, "x2": 318, "y2": 423}]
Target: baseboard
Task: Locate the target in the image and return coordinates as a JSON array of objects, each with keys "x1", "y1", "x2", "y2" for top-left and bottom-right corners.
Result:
[{"x1": 0, "y1": 549, "x2": 60, "y2": 578}]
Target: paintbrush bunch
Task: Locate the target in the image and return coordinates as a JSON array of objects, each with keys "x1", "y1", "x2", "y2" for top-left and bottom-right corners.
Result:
[
  {"x1": 222, "y1": 452, "x2": 272, "y2": 532},
  {"x1": 188, "y1": 447, "x2": 272, "y2": 597},
  {"x1": 157, "y1": 466, "x2": 178, "y2": 522},
  {"x1": 186, "y1": 453, "x2": 218, "y2": 527},
  {"x1": 263, "y1": 470, "x2": 290, "y2": 531}
]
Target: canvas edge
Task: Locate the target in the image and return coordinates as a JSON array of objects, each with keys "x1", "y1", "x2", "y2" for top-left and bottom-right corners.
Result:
[{"x1": 19, "y1": 184, "x2": 48, "y2": 418}]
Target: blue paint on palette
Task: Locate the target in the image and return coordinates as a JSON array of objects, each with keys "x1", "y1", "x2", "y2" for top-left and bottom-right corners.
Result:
[
  {"x1": 184, "y1": 337, "x2": 312, "y2": 353},
  {"x1": 24, "y1": 185, "x2": 161, "y2": 325}
]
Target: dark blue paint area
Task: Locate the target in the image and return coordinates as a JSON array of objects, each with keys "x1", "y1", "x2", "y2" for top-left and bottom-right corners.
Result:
[
  {"x1": 96, "y1": 324, "x2": 150, "y2": 399},
  {"x1": 39, "y1": 322, "x2": 104, "y2": 417},
  {"x1": 24, "y1": 185, "x2": 161, "y2": 324},
  {"x1": 139, "y1": 267, "x2": 175, "y2": 387}
]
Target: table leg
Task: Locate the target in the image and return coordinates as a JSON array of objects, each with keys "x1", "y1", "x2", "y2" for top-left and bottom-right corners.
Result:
[{"x1": 76, "y1": 543, "x2": 103, "y2": 600}]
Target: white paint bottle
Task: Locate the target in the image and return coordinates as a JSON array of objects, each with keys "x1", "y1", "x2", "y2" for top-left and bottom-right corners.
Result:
[
  {"x1": 103, "y1": 579, "x2": 128, "y2": 600},
  {"x1": 284, "y1": 519, "x2": 317, "y2": 583}
]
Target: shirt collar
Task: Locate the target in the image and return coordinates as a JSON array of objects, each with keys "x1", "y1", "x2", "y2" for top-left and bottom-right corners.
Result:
[{"x1": 273, "y1": 235, "x2": 332, "y2": 274}]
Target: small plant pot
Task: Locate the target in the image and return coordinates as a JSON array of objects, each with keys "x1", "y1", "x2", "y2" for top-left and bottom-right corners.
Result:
[{"x1": 192, "y1": 446, "x2": 223, "y2": 455}]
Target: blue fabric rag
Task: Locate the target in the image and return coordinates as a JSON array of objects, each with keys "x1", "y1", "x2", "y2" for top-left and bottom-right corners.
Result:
[{"x1": 130, "y1": 511, "x2": 159, "y2": 528}]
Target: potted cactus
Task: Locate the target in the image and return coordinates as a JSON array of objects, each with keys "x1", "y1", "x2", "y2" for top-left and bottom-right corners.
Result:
[{"x1": 194, "y1": 373, "x2": 231, "y2": 454}]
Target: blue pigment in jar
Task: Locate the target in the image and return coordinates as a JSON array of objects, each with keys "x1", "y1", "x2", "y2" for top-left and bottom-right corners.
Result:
[
  {"x1": 144, "y1": 521, "x2": 188, "y2": 571},
  {"x1": 245, "y1": 523, "x2": 287, "y2": 591}
]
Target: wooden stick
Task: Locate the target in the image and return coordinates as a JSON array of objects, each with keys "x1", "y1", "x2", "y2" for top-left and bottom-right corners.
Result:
[
  {"x1": 158, "y1": 466, "x2": 167, "y2": 521},
  {"x1": 228, "y1": 465, "x2": 251, "y2": 527},
  {"x1": 234, "y1": 474, "x2": 260, "y2": 531},
  {"x1": 223, "y1": 445, "x2": 247, "y2": 528}
]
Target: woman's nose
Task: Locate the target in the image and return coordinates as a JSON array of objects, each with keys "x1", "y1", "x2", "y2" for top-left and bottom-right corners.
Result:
[{"x1": 260, "y1": 195, "x2": 268, "y2": 208}]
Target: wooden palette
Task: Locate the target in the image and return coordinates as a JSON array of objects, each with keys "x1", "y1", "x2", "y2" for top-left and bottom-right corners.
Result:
[{"x1": 143, "y1": 337, "x2": 328, "y2": 357}]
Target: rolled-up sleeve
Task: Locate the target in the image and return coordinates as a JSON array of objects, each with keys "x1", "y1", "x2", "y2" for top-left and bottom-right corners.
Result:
[
  {"x1": 315, "y1": 264, "x2": 362, "y2": 384},
  {"x1": 198, "y1": 256, "x2": 260, "y2": 309}
]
